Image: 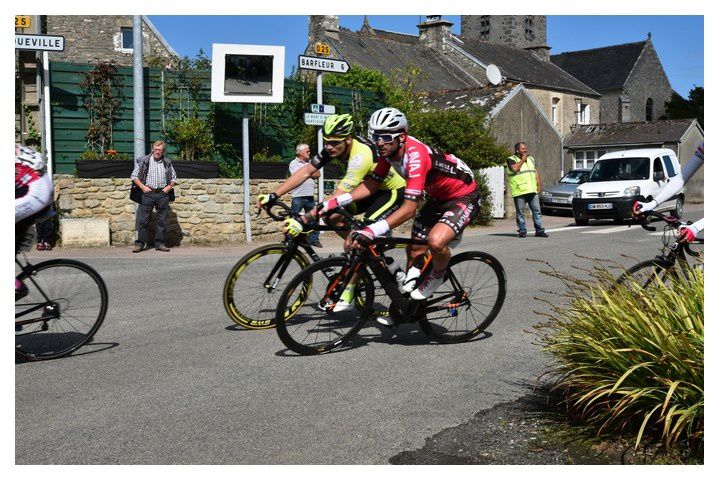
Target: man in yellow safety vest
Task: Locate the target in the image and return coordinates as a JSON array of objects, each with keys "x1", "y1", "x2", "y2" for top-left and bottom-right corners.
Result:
[{"x1": 506, "y1": 142, "x2": 548, "y2": 238}]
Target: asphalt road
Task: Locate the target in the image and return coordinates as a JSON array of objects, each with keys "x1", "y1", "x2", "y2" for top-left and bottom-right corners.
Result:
[{"x1": 15, "y1": 204, "x2": 703, "y2": 464}]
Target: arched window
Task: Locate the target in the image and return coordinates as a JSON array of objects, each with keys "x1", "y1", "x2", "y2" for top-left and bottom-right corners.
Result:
[{"x1": 646, "y1": 98, "x2": 654, "y2": 121}]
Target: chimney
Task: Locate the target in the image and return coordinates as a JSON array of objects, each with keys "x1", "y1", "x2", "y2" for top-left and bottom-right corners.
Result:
[
  {"x1": 418, "y1": 15, "x2": 453, "y2": 50},
  {"x1": 308, "y1": 15, "x2": 340, "y2": 46}
]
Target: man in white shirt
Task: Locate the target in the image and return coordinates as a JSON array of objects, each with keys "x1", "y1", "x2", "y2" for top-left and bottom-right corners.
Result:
[{"x1": 288, "y1": 143, "x2": 322, "y2": 247}]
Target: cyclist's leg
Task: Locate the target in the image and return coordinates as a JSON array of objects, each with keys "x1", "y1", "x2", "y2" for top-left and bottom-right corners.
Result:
[{"x1": 412, "y1": 192, "x2": 482, "y2": 300}]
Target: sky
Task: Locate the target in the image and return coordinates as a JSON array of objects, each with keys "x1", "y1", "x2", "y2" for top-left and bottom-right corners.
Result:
[{"x1": 148, "y1": 15, "x2": 704, "y2": 98}]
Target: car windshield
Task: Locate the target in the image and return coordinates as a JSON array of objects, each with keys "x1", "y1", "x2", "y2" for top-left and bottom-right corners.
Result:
[
  {"x1": 559, "y1": 170, "x2": 587, "y2": 184},
  {"x1": 588, "y1": 157, "x2": 650, "y2": 182}
]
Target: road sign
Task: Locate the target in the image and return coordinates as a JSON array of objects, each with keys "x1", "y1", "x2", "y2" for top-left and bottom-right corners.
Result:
[
  {"x1": 311, "y1": 104, "x2": 335, "y2": 114},
  {"x1": 304, "y1": 113, "x2": 332, "y2": 126},
  {"x1": 15, "y1": 16, "x2": 31, "y2": 29},
  {"x1": 314, "y1": 42, "x2": 331, "y2": 56},
  {"x1": 298, "y1": 55, "x2": 350, "y2": 74},
  {"x1": 15, "y1": 34, "x2": 65, "y2": 52}
]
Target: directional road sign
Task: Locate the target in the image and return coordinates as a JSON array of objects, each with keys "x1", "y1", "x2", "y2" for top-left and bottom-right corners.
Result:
[
  {"x1": 304, "y1": 112, "x2": 332, "y2": 126},
  {"x1": 298, "y1": 55, "x2": 350, "y2": 74},
  {"x1": 311, "y1": 104, "x2": 335, "y2": 114},
  {"x1": 15, "y1": 34, "x2": 65, "y2": 52}
]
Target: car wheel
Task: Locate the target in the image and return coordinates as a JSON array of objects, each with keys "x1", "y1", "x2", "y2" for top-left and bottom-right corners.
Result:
[
  {"x1": 541, "y1": 207, "x2": 550, "y2": 215},
  {"x1": 670, "y1": 197, "x2": 683, "y2": 219}
]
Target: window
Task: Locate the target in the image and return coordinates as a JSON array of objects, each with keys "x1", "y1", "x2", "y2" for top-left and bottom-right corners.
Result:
[
  {"x1": 576, "y1": 100, "x2": 590, "y2": 125},
  {"x1": 662, "y1": 155, "x2": 677, "y2": 177},
  {"x1": 645, "y1": 98, "x2": 654, "y2": 121},
  {"x1": 574, "y1": 150, "x2": 606, "y2": 169},
  {"x1": 551, "y1": 97, "x2": 560, "y2": 125},
  {"x1": 121, "y1": 27, "x2": 133, "y2": 51},
  {"x1": 524, "y1": 16, "x2": 535, "y2": 41}
]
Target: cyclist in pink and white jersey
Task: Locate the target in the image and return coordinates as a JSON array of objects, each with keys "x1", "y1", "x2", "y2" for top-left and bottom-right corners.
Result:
[{"x1": 328, "y1": 107, "x2": 482, "y2": 304}]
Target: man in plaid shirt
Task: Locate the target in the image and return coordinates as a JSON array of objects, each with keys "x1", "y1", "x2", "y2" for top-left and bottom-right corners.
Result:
[{"x1": 131, "y1": 140, "x2": 178, "y2": 252}]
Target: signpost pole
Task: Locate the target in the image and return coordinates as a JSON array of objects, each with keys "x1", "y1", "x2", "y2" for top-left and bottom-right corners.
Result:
[
  {"x1": 42, "y1": 51, "x2": 52, "y2": 176},
  {"x1": 317, "y1": 73, "x2": 324, "y2": 204},
  {"x1": 243, "y1": 103, "x2": 252, "y2": 243}
]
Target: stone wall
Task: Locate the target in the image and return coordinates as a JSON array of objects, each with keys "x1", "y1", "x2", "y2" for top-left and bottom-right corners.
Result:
[{"x1": 54, "y1": 176, "x2": 330, "y2": 246}]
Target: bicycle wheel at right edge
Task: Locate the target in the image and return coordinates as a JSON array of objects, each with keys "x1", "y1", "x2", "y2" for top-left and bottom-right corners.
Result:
[
  {"x1": 15, "y1": 259, "x2": 108, "y2": 361},
  {"x1": 275, "y1": 256, "x2": 374, "y2": 355},
  {"x1": 616, "y1": 258, "x2": 674, "y2": 289},
  {"x1": 419, "y1": 251, "x2": 506, "y2": 343},
  {"x1": 223, "y1": 243, "x2": 311, "y2": 329}
]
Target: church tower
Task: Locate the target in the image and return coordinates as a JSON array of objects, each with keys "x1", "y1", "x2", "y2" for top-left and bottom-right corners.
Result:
[{"x1": 461, "y1": 15, "x2": 550, "y2": 60}]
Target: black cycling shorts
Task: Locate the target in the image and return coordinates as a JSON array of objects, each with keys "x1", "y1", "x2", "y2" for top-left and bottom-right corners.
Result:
[
  {"x1": 411, "y1": 188, "x2": 482, "y2": 239},
  {"x1": 347, "y1": 188, "x2": 404, "y2": 222}
]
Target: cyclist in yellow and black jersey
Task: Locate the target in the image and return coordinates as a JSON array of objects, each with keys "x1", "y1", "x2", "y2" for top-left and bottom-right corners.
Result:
[{"x1": 258, "y1": 114, "x2": 405, "y2": 228}]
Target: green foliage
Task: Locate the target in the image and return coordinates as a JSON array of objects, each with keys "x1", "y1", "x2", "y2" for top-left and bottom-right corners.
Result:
[
  {"x1": 163, "y1": 50, "x2": 215, "y2": 161},
  {"x1": 534, "y1": 259, "x2": 704, "y2": 458},
  {"x1": 80, "y1": 149, "x2": 131, "y2": 161},
  {"x1": 662, "y1": 86, "x2": 703, "y2": 128},
  {"x1": 252, "y1": 76, "x2": 317, "y2": 155},
  {"x1": 80, "y1": 61, "x2": 124, "y2": 155},
  {"x1": 22, "y1": 105, "x2": 41, "y2": 148},
  {"x1": 327, "y1": 65, "x2": 509, "y2": 168},
  {"x1": 252, "y1": 148, "x2": 283, "y2": 163}
]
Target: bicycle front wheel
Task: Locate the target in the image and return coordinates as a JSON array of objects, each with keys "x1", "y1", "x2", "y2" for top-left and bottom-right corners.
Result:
[
  {"x1": 617, "y1": 259, "x2": 675, "y2": 289},
  {"x1": 15, "y1": 259, "x2": 108, "y2": 361},
  {"x1": 419, "y1": 251, "x2": 506, "y2": 343},
  {"x1": 275, "y1": 257, "x2": 374, "y2": 355},
  {"x1": 223, "y1": 244, "x2": 311, "y2": 329}
]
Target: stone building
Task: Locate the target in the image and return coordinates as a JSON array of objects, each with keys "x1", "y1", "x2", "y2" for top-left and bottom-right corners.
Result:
[
  {"x1": 461, "y1": 15, "x2": 550, "y2": 61},
  {"x1": 45, "y1": 15, "x2": 176, "y2": 66},
  {"x1": 551, "y1": 37, "x2": 673, "y2": 124},
  {"x1": 305, "y1": 15, "x2": 600, "y2": 185}
]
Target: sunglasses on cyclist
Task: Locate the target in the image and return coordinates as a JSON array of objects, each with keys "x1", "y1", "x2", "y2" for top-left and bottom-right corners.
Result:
[
  {"x1": 371, "y1": 132, "x2": 403, "y2": 143},
  {"x1": 323, "y1": 138, "x2": 346, "y2": 147}
]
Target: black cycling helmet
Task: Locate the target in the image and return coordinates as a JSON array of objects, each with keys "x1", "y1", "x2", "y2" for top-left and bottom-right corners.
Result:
[{"x1": 322, "y1": 114, "x2": 354, "y2": 140}]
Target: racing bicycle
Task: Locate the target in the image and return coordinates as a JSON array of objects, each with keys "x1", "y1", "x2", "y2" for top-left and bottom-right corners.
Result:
[
  {"x1": 617, "y1": 210, "x2": 703, "y2": 288},
  {"x1": 273, "y1": 211, "x2": 507, "y2": 355},
  {"x1": 15, "y1": 242, "x2": 108, "y2": 361}
]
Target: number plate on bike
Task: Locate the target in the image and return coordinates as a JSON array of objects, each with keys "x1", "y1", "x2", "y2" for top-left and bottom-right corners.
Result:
[{"x1": 588, "y1": 203, "x2": 613, "y2": 210}]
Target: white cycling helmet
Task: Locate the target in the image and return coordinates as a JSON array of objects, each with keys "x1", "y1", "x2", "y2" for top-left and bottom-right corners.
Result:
[
  {"x1": 15, "y1": 144, "x2": 45, "y2": 171},
  {"x1": 368, "y1": 107, "x2": 408, "y2": 133}
]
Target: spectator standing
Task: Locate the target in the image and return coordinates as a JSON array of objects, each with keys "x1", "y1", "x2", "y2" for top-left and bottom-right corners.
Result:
[
  {"x1": 130, "y1": 140, "x2": 178, "y2": 252},
  {"x1": 506, "y1": 142, "x2": 548, "y2": 238},
  {"x1": 288, "y1": 143, "x2": 322, "y2": 247}
]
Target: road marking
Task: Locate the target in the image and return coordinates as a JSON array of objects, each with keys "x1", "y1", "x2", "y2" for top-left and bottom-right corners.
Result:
[
  {"x1": 544, "y1": 226, "x2": 591, "y2": 233},
  {"x1": 584, "y1": 225, "x2": 642, "y2": 234}
]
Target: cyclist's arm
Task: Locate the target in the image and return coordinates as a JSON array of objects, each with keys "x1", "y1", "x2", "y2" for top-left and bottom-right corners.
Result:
[
  {"x1": 275, "y1": 162, "x2": 320, "y2": 198},
  {"x1": 348, "y1": 178, "x2": 381, "y2": 202},
  {"x1": 638, "y1": 142, "x2": 703, "y2": 212},
  {"x1": 15, "y1": 173, "x2": 53, "y2": 223}
]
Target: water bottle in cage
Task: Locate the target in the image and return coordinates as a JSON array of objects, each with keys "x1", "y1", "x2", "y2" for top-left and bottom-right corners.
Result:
[{"x1": 385, "y1": 257, "x2": 406, "y2": 284}]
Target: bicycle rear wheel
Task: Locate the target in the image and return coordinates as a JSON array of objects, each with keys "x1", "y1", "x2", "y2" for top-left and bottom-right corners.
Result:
[
  {"x1": 419, "y1": 251, "x2": 506, "y2": 343},
  {"x1": 15, "y1": 259, "x2": 108, "y2": 361},
  {"x1": 223, "y1": 244, "x2": 311, "y2": 329},
  {"x1": 275, "y1": 257, "x2": 374, "y2": 355}
]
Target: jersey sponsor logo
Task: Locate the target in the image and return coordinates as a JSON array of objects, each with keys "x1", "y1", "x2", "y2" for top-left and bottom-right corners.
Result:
[
  {"x1": 347, "y1": 156, "x2": 362, "y2": 171},
  {"x1": 406, "y1": 188, "x2": 422, "y2": 197}
]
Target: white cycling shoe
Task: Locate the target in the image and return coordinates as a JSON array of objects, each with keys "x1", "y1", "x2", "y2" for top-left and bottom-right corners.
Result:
[
  {"x1": 331, "y1": 287, "x2": 356, "y2": 312},
  {"x1": 401, "y1": 266, "x2": 422, "y2": 293},
  {"x1": 410, "y1": 273, "x2": 445, "y2": 301}
]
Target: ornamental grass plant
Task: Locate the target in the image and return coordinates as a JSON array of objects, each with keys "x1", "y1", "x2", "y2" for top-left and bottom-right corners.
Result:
[{"x1": 533, "y1": 258, "x2": 703, "y2": 459}]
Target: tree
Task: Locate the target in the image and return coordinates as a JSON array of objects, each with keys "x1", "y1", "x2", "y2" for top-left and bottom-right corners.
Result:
[{"x1": 663, "y1": 86, "x2": 703, "y2": 128}]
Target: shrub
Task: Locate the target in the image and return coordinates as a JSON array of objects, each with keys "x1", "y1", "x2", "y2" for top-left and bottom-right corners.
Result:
[{"x1": 534, "y1": 260, "x2": 704, "y2": 458}]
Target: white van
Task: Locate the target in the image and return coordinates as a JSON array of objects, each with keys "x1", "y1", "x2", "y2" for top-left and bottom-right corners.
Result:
[{"x1": 571, "y1": 148, "x2": 684, "y2": 225}]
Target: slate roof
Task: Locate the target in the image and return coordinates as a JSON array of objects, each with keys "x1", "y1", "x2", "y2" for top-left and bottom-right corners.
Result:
[
  {"x1": 420, "y1": 82, "x2": 519, "y2": 114},
  {"x1": 550, "y1": 41, "x2": 647, "y2": 92},
  {"x1": 319, "y1": 28, "x2": 481, "y2": 92},
  {"x1": 565, "y1": 119, "x2": 698, "y2": 147},
  {"x1": 456, "y1": 38, "x2": 599, "y2": 97}
]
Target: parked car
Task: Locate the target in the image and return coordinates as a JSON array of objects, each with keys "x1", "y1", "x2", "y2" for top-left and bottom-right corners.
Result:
[
  {"x1": 572, "y1": 148, "x2": 684, "y2": 226},
  {"x1": 540, "y1": 168, "x2": 590, "y2": 214}
]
